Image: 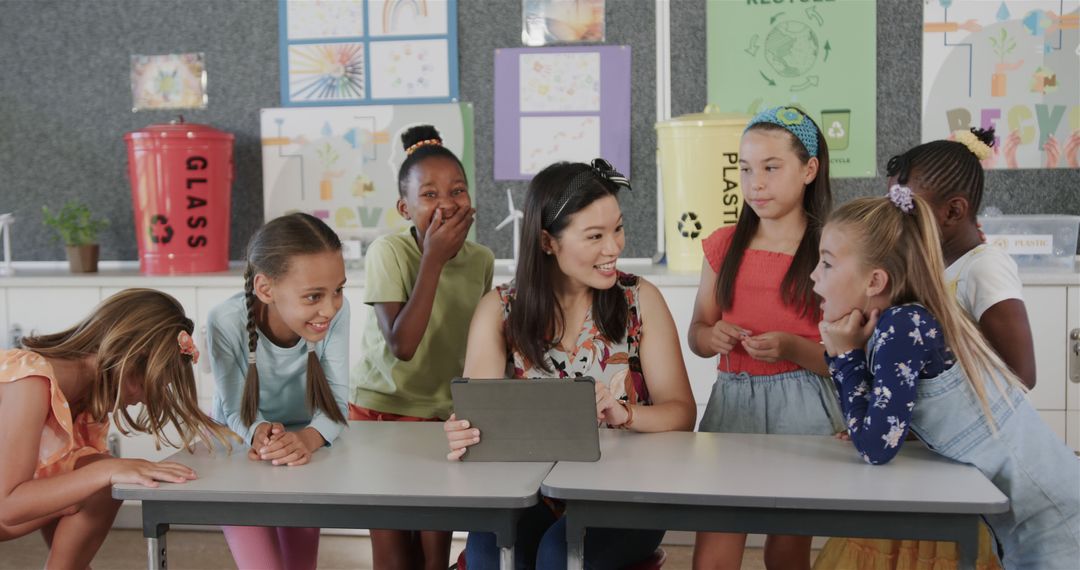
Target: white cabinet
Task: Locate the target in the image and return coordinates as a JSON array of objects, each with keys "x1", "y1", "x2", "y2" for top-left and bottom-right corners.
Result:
[
  {"x1": 344, "y1": 287, "x2": 367, "y2": 390},
  {"x1": 1024, "y1": 286, "x2": 1068, "y2": 411},
  {"x1": 6, "y1": 287, "x2": 101, "y2": 342},
  {"x1": 1069, "y1": 411, "x2": 1079, "y2": 451},
  {"x1": 1067, "y1": 287, "x2": 1080, "y2": 452},
  {"x1": 657, "y1": 284, "x2": 716, "y2": 413},
  {"x1": 1067, "y1": 287, "x2": 1080, "y2": 412},
  {"x1": 1037, "y1": 410, "x2": 1068, "y2": 445},
  {"x1": 0, "y1": 290, "x2": 7, "y2": 349},
  {"x1": 1024, "y1": 285, "x2": 1079, "y2": 453}
]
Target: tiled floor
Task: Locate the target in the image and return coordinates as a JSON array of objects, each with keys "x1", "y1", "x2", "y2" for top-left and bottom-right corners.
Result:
[{"x1": 0, "y1": 529, "x2": 819, "y2": 569}]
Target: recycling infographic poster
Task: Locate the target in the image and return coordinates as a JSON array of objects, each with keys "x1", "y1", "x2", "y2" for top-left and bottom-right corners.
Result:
[
  {"x1": 922, "y1": 1, "x2": 1079, "y2": 169},
  {"x1": 707, "y1": 0, "x2": 877, "y2": 178}
]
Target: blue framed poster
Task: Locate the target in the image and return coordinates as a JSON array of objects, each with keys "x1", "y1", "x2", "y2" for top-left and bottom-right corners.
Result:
[{"x1": 279, "y1": 0, "x2": 460, "y2": 106}]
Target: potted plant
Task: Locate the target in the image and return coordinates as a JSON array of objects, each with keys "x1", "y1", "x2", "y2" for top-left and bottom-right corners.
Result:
[{"x1": 42, "y1": 201, "x2": 108, "y2": 273}]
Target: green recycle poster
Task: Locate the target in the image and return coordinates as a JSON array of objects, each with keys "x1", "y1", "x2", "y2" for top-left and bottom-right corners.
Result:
[{"x1": 707, "y1": 0, "x2": 877, "y2": 178}]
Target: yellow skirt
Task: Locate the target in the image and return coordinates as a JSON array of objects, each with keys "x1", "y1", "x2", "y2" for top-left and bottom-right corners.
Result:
[{"x1": 813, "y1": 524, "x2": 1001, "y2": 570}]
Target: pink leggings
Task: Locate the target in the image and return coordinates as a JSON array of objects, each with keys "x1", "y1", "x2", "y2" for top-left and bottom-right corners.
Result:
[{"x1": 222, "y1": 525, "x2": 320, "y2": 570}]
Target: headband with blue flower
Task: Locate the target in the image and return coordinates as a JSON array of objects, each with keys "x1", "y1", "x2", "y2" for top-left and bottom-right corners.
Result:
[{"x1": 745, "y1": 106, "x2": 820, "y2": 158}]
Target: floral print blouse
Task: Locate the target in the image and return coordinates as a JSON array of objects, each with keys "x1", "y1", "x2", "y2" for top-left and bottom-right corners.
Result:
[
  {"x1": 825, "y1": 304, "x2": 955, "y2": 465},
  {"x1": 496, "y1": 272, "x2": 651, "y2": 406}
]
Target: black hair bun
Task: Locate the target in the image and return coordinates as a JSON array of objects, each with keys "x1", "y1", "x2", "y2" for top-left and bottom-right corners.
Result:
[
  {"x1": 970, "y1": 126, "x2": 996, "y2": 148},
  {"x1": 401, "y1": 125, "x2": 442, "y2": 151}
]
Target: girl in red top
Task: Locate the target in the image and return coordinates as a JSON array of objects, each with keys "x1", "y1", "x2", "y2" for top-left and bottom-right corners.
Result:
[{"x1": 688, "y1": 106, "x2": 843, "y2": 570}]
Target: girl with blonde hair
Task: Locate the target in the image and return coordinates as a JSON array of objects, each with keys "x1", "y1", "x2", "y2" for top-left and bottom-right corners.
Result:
[
  {"x1": 0, "y1": 288, "x2": 231, "y2": 568},
  {"x1": 812, "y1": 192, "x2": 1079, "y2": 569}
]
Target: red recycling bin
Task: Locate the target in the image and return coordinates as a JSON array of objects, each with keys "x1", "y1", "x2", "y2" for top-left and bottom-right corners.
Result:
[{"x1": 124, "y1": 119, "x2": 234, "y2": 274}]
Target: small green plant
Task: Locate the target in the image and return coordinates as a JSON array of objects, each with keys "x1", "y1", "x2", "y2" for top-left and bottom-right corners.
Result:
[
  {"x1": 42, "y1": 201, "x2": 108, "y2": 246},
  {"x1": 989, "y1": 28, "x2": 1016, "y2": 64}
]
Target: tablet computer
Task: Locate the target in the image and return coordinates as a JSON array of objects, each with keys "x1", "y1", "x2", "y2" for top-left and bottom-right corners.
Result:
[{"x1": 450, "y1": 377, "x2": 600, "y2": 462}]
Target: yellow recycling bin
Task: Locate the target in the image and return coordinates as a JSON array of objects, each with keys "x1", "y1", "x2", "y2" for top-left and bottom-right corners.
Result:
[{"x1": 656, "y1": 107, "x2": 749, "y2": 272}]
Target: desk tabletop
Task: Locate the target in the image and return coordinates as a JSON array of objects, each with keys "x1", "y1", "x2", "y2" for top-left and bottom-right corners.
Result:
[
  {"x1": 541, "y1": 431, "x2": 1009, "y2": 514},
  {"x1": 114, "y1": 422, "x2": 554, "y2": 509}
]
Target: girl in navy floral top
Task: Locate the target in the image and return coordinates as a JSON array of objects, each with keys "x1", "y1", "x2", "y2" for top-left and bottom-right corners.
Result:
[
  {"x1": 826, "y1": 304, "x2": 954, "y2": 464},
  {"x1": 809, "y1": 193, "x2": 1079, "y2": 569}
]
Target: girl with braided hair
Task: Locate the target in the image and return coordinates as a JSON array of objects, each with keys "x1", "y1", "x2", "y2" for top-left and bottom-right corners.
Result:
[
  {"x1": 885, "y1": 127, "x2": 1036, "y2": 390},
  {"x1": 207, "y1": 212, "x2": 349, "y2": 570}
]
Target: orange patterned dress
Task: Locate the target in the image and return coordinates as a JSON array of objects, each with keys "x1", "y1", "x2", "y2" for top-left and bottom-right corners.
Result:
[{"x1": 0, "y1": 349, "x2": 109, "y2": 479}]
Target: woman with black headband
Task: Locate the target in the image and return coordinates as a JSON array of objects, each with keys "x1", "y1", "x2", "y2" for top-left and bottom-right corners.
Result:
[{"x1": 444, "y1": 159, "x2": 696, "y2": 569}]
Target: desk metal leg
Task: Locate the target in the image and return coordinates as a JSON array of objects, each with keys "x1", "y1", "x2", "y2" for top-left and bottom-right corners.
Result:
[
  {"x1": 498, "y1": 546, "x2": 515, "y2": 570},
  {"x1": 566, "y1": 514, "x2": 585, "y2": 570},
  {"x1": 147, "y1": 534, "x2": 166, "y2": 570},
  {"x1": 957, "y1": 523, "x2": 980, "y2": 570},
  {"x1": 141, "y1": 505, "x2": 169, "y2": 570},
  {"x1": 492, "y1": 509, "x2": 521, "y2": 570}
]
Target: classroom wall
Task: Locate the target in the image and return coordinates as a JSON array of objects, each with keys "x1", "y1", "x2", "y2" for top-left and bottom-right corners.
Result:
[{"x1": 1, "y1": 0, "x2": 1077, "y2": 262}]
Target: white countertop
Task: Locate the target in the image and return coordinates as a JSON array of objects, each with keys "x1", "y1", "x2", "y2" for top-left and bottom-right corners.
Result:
[{"x1": 1, "y1": 258, "x2": 1078, "y2": 287}]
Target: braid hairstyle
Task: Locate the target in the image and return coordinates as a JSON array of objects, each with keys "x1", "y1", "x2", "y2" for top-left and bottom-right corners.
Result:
[
  {"x1": 886, "y1": 127, "x2": 995, "y2": 220},
  {"x1": 397, "y1": 125, "x2": 467, "y2": 198},
  {"x1": 240, "y1": 213, "x2": 347, "y2": 427},
  {"x1": 715, "y1": 113, "x2": 832, "y2": 320},
  {"x1": 827, "y1": 195, "x2": 1023, "y2": 426}
]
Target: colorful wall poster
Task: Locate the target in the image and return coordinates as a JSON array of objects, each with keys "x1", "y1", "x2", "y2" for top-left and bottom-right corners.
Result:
[
  {"x1": 922, "y1": 1, "x2": 1079, "y2": 169},
  {"x1": 706, "y1": 0, "x2": 877, "y2": 178},
  {"x1": 260, "y1": 103, "x2": 474, "y2": 247},
  {"x1": 494, "y1": 45, "x2": 630, "y2": 180},
  {"x1": 279, "y1": 0, "x2": 459, "y2": 106},
  {"x1": 130, "y1": 53, "x2": 207, "y2": 111},
  {"x1": 521, "y1": 0, "x2": 605, "y2": 46}
]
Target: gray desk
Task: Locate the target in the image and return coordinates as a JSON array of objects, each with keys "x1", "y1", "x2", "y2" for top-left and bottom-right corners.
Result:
[
  {"x1": 114, "y1": 422, "x2": 553, "y2": 570},
  {"x1": 542, "y1": 430, "x2": 1009, "y2": 570}
]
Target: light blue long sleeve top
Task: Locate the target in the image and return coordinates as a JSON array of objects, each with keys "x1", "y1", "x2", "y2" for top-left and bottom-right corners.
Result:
[{"x1": 208, "y1": 292, "x2": 350, "y2": 447}]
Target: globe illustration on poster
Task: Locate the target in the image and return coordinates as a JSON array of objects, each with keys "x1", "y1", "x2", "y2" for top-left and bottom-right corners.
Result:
[{"x1": 764, "y1": 21, "x2": 820, "y2": 78}]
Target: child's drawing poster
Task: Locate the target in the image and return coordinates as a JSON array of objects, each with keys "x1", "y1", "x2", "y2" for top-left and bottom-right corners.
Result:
[
  {"x1": 287, "y1": 43, "x2": 366, "y2": 103},
  {"x1": 369, "y1": 39, "x2": 451, "y2": 100},
  {"x1": 130, "y1": 53, "x2": 207, "y2": 111},
  {"x1": 260, "y1": 103, "x2": 474, "y2": 247},
  {"x1": 279, "y1": 0, "x2": 459, "y2": 106},
  {"x1": 706, "y1": 0, "x2": 876, "y2": 178},
  {"x1": 519, "y1": 52, "x2": 601, "y2": 112},
  {"x1": 286, "y1": 0, "x2": 366, "y2": 39},
  {"x1": 922, "y1": 1, "x2": 1080, "y2": 169},
  {"x1": 520, "y1": 116, "x2": 601, "y2": 174},
  {"x1": 369, "y1": 0, "x2": 449, "y2": 36},
  {"x1": 494, "y1": 46, "x2": 629, "y2": 179}
]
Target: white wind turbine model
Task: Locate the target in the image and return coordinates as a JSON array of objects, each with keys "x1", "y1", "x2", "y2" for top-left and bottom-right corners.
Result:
[
  {"x1": 494, "y1": 188, "x2": 524, "y2": 272},
  {"x1": 0, "y1": 213, "x2": 13, "y2": 276}
]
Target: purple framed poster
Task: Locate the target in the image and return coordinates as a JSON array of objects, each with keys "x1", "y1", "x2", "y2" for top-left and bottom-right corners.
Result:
[{"x1": 494, "y1": 45, "x2": 630, "y2": 180}]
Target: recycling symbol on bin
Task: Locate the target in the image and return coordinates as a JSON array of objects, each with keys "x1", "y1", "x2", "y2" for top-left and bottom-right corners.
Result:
[
  {"x1": 149, "y1": 214, "x2": 173, "y2": 245},
  {"x1": 678, "y1": 212, "x2": 702, "y2": 239},
  {"x1": 827, "y1": 121, "x2": 846, "y2": 139}
]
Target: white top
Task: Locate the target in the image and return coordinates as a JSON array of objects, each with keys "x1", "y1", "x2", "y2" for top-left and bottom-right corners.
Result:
[
  {"x1": 944, "y1": 244, "x2": 1025, "y2": 320},
  {"x1": 207, "y1": 292, "x2": 351, "y2": 447}
]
